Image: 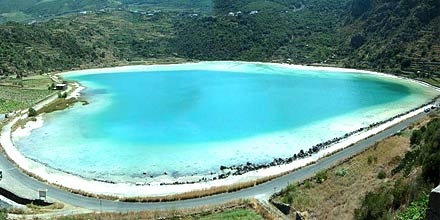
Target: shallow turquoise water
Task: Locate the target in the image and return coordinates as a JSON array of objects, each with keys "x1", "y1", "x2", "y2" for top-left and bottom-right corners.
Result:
[{"x1": 13, "y1": 62, "x2": 438, "y2": 182}]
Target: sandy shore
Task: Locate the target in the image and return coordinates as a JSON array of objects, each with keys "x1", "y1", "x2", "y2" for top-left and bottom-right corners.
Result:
[{"x1": 1, "y1": 62, "x2": 439, "y2": 197}]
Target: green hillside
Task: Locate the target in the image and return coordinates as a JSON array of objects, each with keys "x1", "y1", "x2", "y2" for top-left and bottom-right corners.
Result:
[
  {"x1": 0, "y1": 0, "x2": 438, "y2": 81},
  {"x1": 0, "y1": 11, "x2": 176, "y2": 76},
  {"x1": 340, "y1": 0, "x2": 440, "y2": 76},
  {"x1": 0, "y1": 0, "x2": 212, "y2": 23}
]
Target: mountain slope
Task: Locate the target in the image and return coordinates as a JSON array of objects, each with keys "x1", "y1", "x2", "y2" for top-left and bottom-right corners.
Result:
[
  {"x1": 0, "y1": 0, "x2": 212, "y2": 23},
  {"x1": 0, "y1": 0, "x2": 438, "y2": 79},
  {"x1": 340, "y1": 0, "x2": 440, "y2": 75}
]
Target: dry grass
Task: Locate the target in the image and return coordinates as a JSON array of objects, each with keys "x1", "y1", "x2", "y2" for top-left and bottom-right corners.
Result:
[
  {"x1": 274, "y1": 117, "x2": 435, "y2": 220},
  {"x1": 47, "y1": 174, "x2": 285, "y2": 203},
  {"x1": 49, "y1": 199, "x2": 273, "y2": 220},
  {"x1": 288, "y1": 136, "x2": 409, "y2": 219}
]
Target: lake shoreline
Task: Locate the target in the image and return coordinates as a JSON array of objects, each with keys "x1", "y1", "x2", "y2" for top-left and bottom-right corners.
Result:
[{"x1": 1, "y1": 61, "x2": 439, "y2": 198}]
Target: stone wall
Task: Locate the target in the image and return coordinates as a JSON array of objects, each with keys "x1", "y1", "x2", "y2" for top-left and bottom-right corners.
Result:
[
  {"x1": 0, "y1": 187, "x2": 52, "y2": 206},
  {"x1": 269, "y1": 199, "x2": 291, "y2": 215},
  {"x1": 427, "y1": 185, "x2": 440, "y2": 220}
]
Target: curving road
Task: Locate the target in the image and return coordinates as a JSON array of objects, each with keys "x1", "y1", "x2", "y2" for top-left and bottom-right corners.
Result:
[{"x1": 0, "y1": 110, "x2": 433, "y2": 211}]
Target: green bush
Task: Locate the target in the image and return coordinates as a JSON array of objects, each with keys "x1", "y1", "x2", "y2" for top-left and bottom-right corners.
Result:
[
  {"x1": 396, "y1": 194, "x2": 428, "y2": 220},
  {"x1": 315, "y1": 171, "x2": 328, "y2": 184},
  {"x1": 28, "y1": 107, "x2": 37, "y2": 117},
  {"x1": 285, "y1": 183, "x2": 297, "y2": 193},
  {"x1": 410, "y1": 130, "x2": 422, "y2": 145},
  {"x1": 335, "y1": 168, "x2": 348, "y2": 177},
  {"x1": 391, "y1": 179, "x2": 410, "y2": 210},
  {"x1": 421, "y1": 153, "x2": 440, "y2": 185},
  {"x1": 378, "y1": 170, "x2": 387, "y2": 179},
  {"x1": 391, "y1": 148, "x2": 420, "y2": 176},
  {"x1": 58, "y1": 92, "x2": 67, "y2": 98},
  {"x1": 280, "y1": 183, "x2": 298, "y2": 204},
  {"x1": 0, "y1": 209, "x2": 6, "y2": 220},
  {"x1": 282, "y1": 193, "x2": 294, "y2": 204},
  {"x1": 354, "y1": 188, "x2": 393, "y2": 220},
  {"x1": 304, "y1": 180, "x2": 312, "y2": 189}
]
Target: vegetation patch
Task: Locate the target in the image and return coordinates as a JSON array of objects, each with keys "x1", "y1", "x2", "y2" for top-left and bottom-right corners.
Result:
[
  {"x1": 274, "y1": 112, "x2": 439, "y2": 219},
  {"x1": 0, "y1": 75, "x2": 54, "y2": 114},
  {"x1": 37, "y1": 98, "x2": 78, "y2": 115},
  {"x1": 50, "y1": 199, "x2": 271, "y2": 220}
]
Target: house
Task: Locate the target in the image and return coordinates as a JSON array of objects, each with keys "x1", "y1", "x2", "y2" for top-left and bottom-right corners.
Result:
[{"x1": 54, "y1": 84, "x2": 67, "y2": 90}]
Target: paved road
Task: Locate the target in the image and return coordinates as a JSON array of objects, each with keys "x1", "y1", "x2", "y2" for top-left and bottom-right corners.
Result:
[{"x1": 0, "y1": 110, "x2": 432, "y2": 211}]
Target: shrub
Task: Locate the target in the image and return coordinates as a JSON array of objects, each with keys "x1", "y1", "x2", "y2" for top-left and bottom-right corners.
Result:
[
  {"x1": 285, "y1": 183, "x2": 297, "y2": 193},
  {"x1": 315, "y1": 171, "x2": 328, "y2": 184},
  {"x1": 421, "y1": 153, "x2": 440, "y2": 185},
  {"x1": 304, "y1": 180, "x2": 312, "y2": 189},
  {"x1": 367, "y1": 155, "x2": 377, "y2": 165},
  {"x1": 0, "y1": 209, "x2": 6, "y2": 220},
  {"x1": 391, "y1": 179, "x2": 410, "y2": 210},
  {"x1": 58, "y1": 92, "x2": 67, "y2": 98},
  {"x1": 354, "y1": 189, "x2": 393, "y2": 220},
  {"x1": 410, "y1": 130, "x2": 422, "y2": 145},
  {"x1": 28, "y1": 107, "x2": 37, "y2": 117},
  {"x1": 391, "y1": 148, "x2": 420, "y2": 176},
  {"x1": 282, "y1": 193, "x2": 294, "y2": 204},
  {"x1": 396, "y1": 194, "x2": 428, "y2": 220},
  {"x1": 335, "y1": 168, "x2": 348, "y2": 176},
  {"x1": 377, "y1": 170, "x2": 387, "y2": 179}
]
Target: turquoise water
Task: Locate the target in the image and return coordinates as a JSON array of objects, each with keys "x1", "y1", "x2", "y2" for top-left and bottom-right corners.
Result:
[{"x1": 13, "y1": 62, "x2": 439, "y2": 182}]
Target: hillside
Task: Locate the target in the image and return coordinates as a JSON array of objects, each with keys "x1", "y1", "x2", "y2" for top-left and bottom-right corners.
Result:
[
  {"x1": 0, "y1": 0, "x2": 212, "y2": 23},
  {"x1": 0, "y1": 0, "x2": 438, "y2": 79},
  {"x1": 0, "y1": 11, "x2": 177, "y2": 76},
  {"x1": 340, "y1": 0, "x2": 440, "y2": 75},
  {"x1": 175, "y1": 0, "x2": 440, "y2": 75}
]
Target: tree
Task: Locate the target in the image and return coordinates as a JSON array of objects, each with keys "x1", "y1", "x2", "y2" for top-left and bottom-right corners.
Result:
[
  {"x1": 422, "y1": 153, "x2": 440, "y2": 185},
  {"x1": 400, "y1": 59, "x2": 412, "y2": 68},
  {"x1": 351, "y1": 0, "x2": 373, "y2": 18},
  {"x1": 410, "y1": 130, "x2": 422, "y2": 145},
  {"x1": 350, "y1": 34, "x2": 366, "y2": 49}
]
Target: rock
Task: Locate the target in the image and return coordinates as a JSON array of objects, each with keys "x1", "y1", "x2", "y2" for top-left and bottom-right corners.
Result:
[
  {"x1": 270, "y1": 200, "x2": 291, "y2": 215},
  {"x1": 427, "y1": 185, "x2": 440, "y2": 220},
  {"x1": 296, "y1": 211, "x2": 305, "y2": 220}
]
